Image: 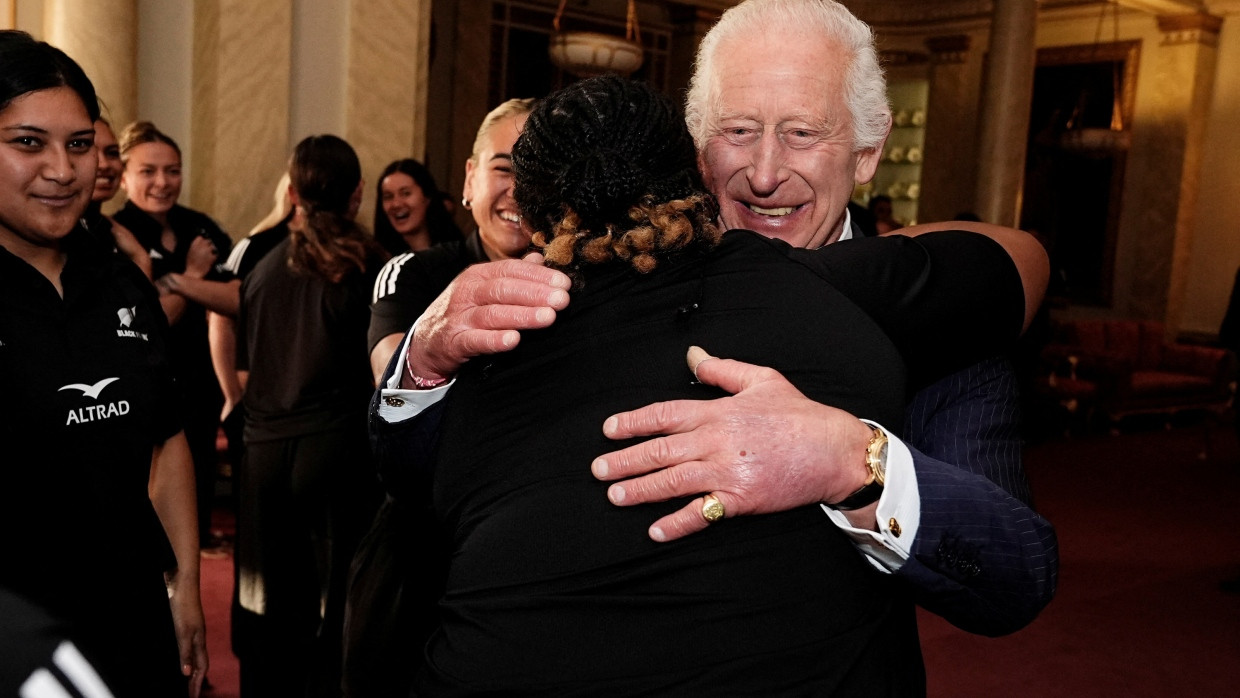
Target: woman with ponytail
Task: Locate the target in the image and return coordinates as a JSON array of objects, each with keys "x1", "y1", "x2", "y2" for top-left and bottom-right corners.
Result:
[{"x1": 235, "y1": 134, "x2": 385, "y2": 696}]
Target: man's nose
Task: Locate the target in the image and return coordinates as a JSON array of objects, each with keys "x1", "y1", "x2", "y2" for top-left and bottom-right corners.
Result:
[{"x1": 747, "y1": 130, "x2": 789, "y2": 196}]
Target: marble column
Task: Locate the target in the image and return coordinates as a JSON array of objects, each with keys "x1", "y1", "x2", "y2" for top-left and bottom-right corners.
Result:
[
  {"x1": 346, "y1": 0, "x2": 431, "y2": 230},
  {"x1": 1116, "y1": 13, "x2": 1222, "y2": 329},
  {"x1": 920, "y1": 35, "x2": 978, "y2": 224},
  {"x1": 43, "y1": 0, "x2": 137, "y2": 127},
  {"x1": 190, "y1": 0, "x2": 292, "y2": 236},
  {"x1": 974, "y1": 0, "x2": 1037, "y2": 227}
]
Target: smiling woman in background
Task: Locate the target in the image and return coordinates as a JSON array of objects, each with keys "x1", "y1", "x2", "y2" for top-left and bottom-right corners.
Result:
[
  {"x1": 114, "y1": 119, "x2": 238, "y2": 552},
  {"x1": 372, "y1": 157, "x2": 461, "y2": 257},
  {"x1": 0, "y1": 29, "x2": 206, "y2": 696},
  {"x1": 81, "y1": 117, "x2": 151, "y2": 277}
]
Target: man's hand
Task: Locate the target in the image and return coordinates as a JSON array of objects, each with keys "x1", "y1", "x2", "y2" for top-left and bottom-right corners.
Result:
[
  {"x1": 591, "y1": 347, "x2": 875, "y2": 542},
  {"x1": 405, "y1": 254, "x2": 571, "y2": 383}
]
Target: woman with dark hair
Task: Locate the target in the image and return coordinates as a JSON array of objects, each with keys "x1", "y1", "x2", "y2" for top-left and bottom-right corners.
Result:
[
  {"x1": 83, "y1": 117, "x2": 152, "y2": 276},
  {"x1": 113, "y1": 119, "x2": 237, "y2": 551},
  {"x1": 409, "y1": 75, "x2": 1044, "y2": 694},
  {"x1": 0, "y1": 30, "x2": 206, "y2": 696},
  {"x1": 236, "y1": 134, "x2": 385, "y2": 696},
  {"x1": 372, "y1": 157, "x2": 461, "y2": 256}
]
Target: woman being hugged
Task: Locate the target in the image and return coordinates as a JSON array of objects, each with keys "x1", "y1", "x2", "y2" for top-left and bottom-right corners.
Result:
[
  {"x1": 0, "y1": 30, "x2": 206, "y2": 696},
  {"x1": 235, "y1": 134, "x2": 385, "y2": 696},
  {"x1": 114, "y1": 119, "x2": 235, "y2": 551},
  {"x1": 411, "y1": 75, "x2": 1041, "y2": 695}
]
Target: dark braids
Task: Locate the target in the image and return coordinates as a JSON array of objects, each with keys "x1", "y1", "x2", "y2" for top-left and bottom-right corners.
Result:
[{"x1": 513, "y1": 75, "x2": 719, "y2": 278}]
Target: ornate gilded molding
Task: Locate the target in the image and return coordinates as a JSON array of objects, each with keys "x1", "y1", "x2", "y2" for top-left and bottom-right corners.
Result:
[
  {"x1": 880, "y1": 49, "x2": 929, "y2": 67},
  {"x1": 1157, "y1": 12, "x2": 1224, "y2": 46},
  {"x1": 926, "y1": 35, "x2": 971, "y2": 64}
]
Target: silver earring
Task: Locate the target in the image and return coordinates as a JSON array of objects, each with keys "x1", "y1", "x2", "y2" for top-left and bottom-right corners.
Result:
[{"x1": 461, "y1": 198, "x2": 472, "y2": 210}]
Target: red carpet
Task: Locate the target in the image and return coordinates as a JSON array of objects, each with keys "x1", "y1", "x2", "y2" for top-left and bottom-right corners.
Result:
[
  {"x1": 200, "y1": 512, "x2": 239, "y2": 698},
  {"x1": 921, "y1": 420, "x2": 1240, "y2": 696},
  {"x1": 197, "y1": 420, "x2": 1240, "y2": 696}
]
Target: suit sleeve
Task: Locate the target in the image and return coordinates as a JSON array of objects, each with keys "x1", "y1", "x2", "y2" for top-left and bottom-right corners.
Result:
[
  {"x1": 797, "y1": 233, "x2": 1058, "y2": 635},
  {"x1": 368, "y1": 339, "x2": 445, "y2": 498},
  {"x1": 898, "y1": 357, "x2": 1059, "y2": 636}
]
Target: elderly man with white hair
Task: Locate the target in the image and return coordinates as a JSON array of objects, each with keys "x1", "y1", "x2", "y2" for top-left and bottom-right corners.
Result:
[{"x1": 374, "y1": 0, "x2": 1057, "y2": 666}]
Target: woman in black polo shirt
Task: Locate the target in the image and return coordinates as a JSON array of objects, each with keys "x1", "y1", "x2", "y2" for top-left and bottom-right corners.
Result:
[
  {"x1": 113, "y1": 119, "x2": 235, "y2": 551},
  {"x1": 236, "y1": 134, "x2": 385, "y2": 695},
  {"x1": 0, "y1": 30, "x2": 206, "y2": 696}
]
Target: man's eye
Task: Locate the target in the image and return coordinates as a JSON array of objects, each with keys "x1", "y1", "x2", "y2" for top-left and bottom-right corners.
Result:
[
  {"x1": 10, "y1": 136, "x2": 41, "y2": 148},
  {"x1": 783, "y1": 129, "x2": 818, "y2": 147},
  {"x1": 68, "y1": 138, "x2": 94, "y2": 151}
]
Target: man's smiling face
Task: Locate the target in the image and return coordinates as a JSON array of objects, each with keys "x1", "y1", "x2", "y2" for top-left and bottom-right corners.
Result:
[{"x1": 698, "y1": 33, "x2": 883, "y2": 249}]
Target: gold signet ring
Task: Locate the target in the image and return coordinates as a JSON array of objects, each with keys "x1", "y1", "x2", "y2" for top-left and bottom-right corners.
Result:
[{"x1": 701, "y1": 494, "x2": 725, "y2": 523}]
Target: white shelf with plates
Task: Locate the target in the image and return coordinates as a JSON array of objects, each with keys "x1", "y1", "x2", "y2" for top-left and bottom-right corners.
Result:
[{"x1": 855, "y1": 79, "x2": 928, "y2": 226}]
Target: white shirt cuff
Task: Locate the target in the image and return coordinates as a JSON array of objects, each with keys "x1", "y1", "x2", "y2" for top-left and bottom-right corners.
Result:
[
  {"x1": 821, "y1": 421, "x2": 921, "y2": 573},
  {"x1": 376, "y1": 322, "x2": 454, "y2": 423}
]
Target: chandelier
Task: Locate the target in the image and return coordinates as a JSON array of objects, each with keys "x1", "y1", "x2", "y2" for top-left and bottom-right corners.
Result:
[{"x1": 548, "y1": 0, "x2": 644, "y2": 78}]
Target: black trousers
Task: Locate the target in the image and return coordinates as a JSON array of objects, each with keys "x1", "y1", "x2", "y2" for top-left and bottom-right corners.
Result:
[{"x1": 233, "y1": 427, "x2": 378, "y2": 698}]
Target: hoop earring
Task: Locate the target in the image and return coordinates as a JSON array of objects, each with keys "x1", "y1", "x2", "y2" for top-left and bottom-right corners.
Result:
[{"x1": 461, "y1": 198, "x2": 472, "y2": 210}]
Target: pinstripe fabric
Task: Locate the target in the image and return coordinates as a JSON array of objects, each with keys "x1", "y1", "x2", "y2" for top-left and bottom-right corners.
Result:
[{"x1": 897, "y1": 356, "x2": 1059, "y2": 636}]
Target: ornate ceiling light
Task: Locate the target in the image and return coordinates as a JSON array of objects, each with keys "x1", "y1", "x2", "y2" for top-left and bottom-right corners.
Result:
[{"x1": 548, "y1": 0, "x2": 644, "y2": 78}]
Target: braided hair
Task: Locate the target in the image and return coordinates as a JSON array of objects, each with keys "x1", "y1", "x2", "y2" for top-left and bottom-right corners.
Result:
[
  {"x1": 512, "y1": 75, "x2": 719, "y2": 277},
  {"x1": 287, "y1": 134, "x2": 384, "y2": 282}
]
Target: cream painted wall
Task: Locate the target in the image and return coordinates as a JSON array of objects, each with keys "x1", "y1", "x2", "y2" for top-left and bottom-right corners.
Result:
[
  {"x1": 290, "y1": 0, "x2": 348, "y2": 146},
  {"x1": 1182, "y1": 1, "x2": 1240, "y2": 335},
  {"x1": 137, "y1": 0, "x2": 194, "y2": 202},
  {"x1": 1035, "y1": 4, "x2": 1236, "y2": 336}
]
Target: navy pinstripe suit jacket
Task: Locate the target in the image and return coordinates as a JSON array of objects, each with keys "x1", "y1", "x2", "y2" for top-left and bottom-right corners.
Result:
[{"x1": 851, "y1": 218, "x2": 1057, "y2": 636}]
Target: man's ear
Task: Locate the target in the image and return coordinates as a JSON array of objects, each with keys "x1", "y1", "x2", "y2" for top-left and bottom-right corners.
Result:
[{"x1": 853, "y1": 114, "x2": 893, "y2": 185}]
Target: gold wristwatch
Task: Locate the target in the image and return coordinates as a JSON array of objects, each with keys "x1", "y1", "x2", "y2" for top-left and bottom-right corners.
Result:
[{"x1": 832, "y1": 426, "x2": 888, "y2": 511}]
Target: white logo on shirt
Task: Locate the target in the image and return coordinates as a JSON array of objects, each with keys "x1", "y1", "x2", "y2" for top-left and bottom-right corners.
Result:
[
  {"x1": 59, "y1": 377, "x2": 130, "y2": 425},
  {"x1": 58, "y1": 377, "x2": 119, "y2": 399},
  {"x1": 116, "y1": 305, "x2": 148, "y2": 340}
]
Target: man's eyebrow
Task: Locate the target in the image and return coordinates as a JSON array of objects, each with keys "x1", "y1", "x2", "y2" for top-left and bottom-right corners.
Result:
[{"x1": 489, "y1": 153, "x2": 513, "y2": 163}]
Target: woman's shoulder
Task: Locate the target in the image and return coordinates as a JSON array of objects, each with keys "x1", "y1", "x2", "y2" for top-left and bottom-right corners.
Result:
[{"x1": 170, "y1": 204, "x2": 229, "y2": 241}]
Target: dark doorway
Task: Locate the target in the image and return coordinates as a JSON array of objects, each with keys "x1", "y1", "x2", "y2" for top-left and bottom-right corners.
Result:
[{"x1": 1020, "y1": 41, "x2": 1139, "y2": 307}]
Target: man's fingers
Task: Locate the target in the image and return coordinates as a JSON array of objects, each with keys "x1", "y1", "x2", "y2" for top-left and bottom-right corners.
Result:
[
  {"x1": 648, "y1": 494, "x2": 733, "y2": 543},
  {"x1": 602, "y1": 399, "x2": 706, "y2": 441},
  {"x1": 473, "y1": 257, "x2": 570, "y2": 288},
  {"x1": 689, "y1": 350, "x2": 785, "y2": 396},
  {"x1": 476, "y1": 276, "x2": 570, "y2": 310},
  {"x1": 593, "y1": 432, "x2": 697, "y2": 480},
  {"x1": 601, "y1": 456, "x2": 711, "y2": 503},
  {"x1": 449, "y1": 327, "x2": 523, "y2": 357}
]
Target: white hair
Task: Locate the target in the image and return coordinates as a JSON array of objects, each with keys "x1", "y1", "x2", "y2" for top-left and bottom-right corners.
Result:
[{"x1": 685, "y1": 0, "x2": 891, "y2": 152}]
